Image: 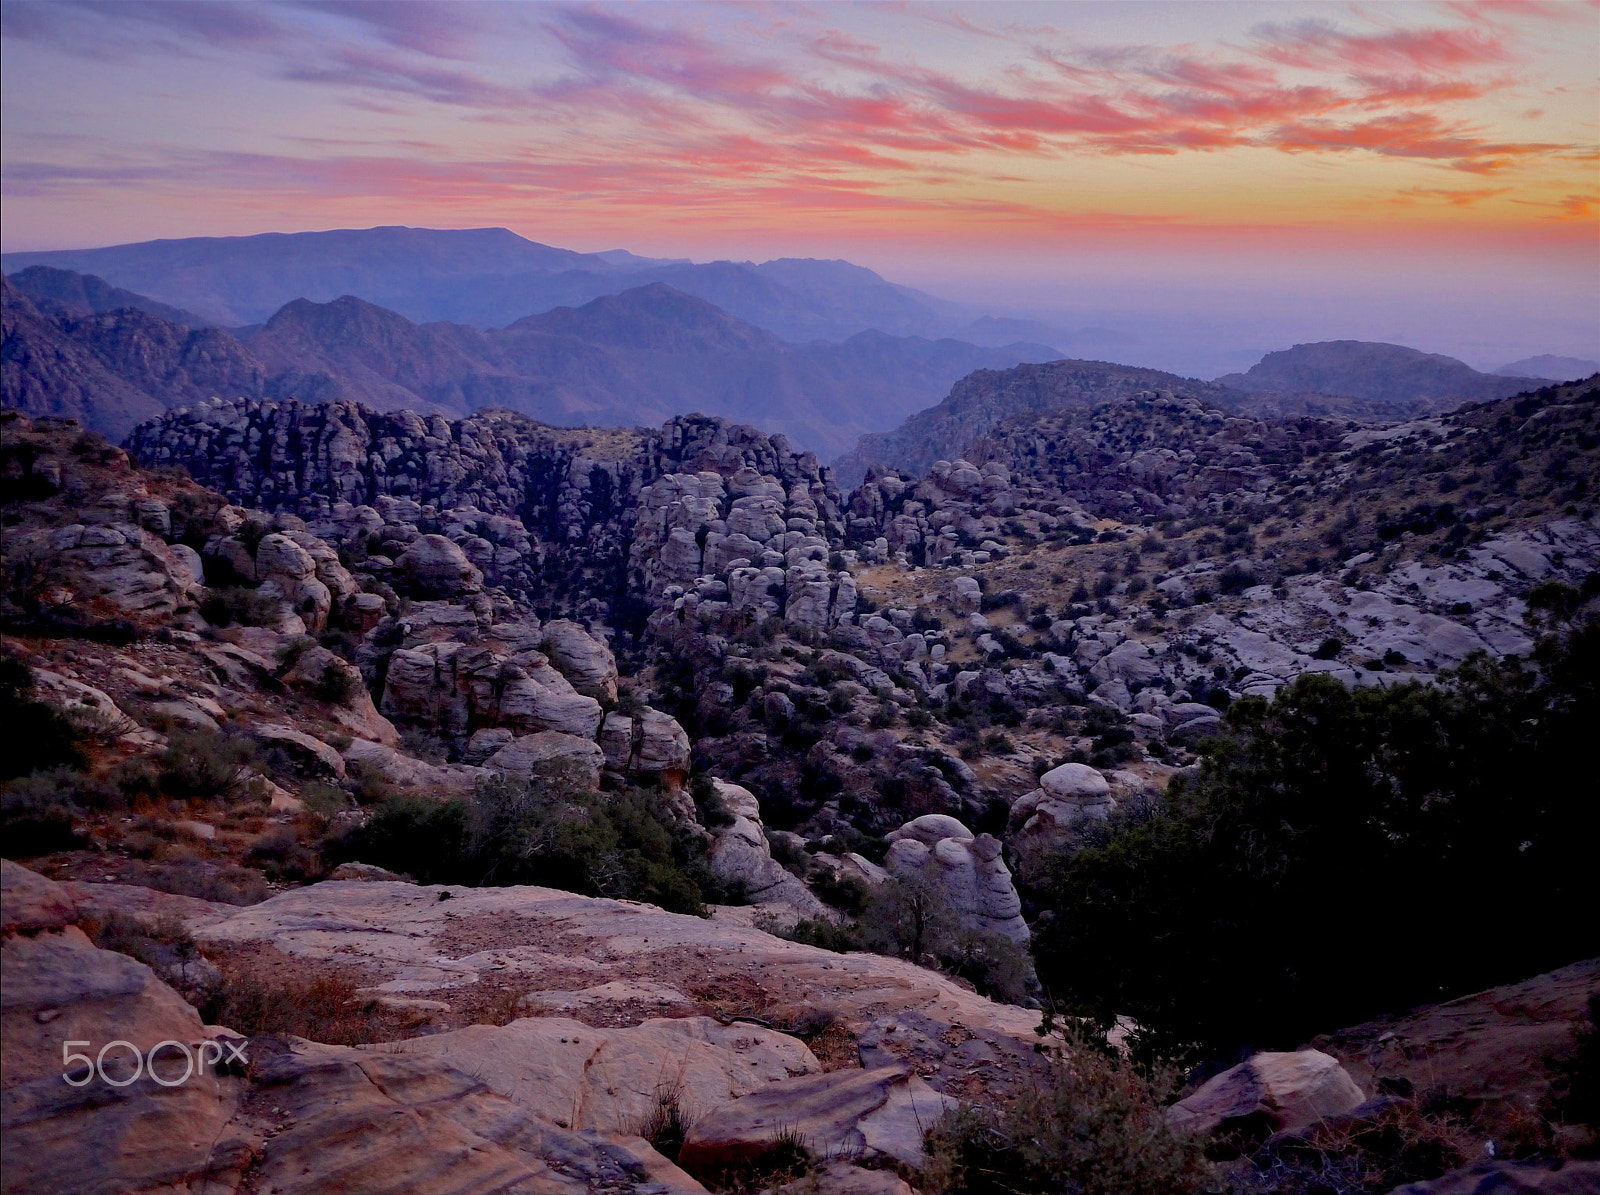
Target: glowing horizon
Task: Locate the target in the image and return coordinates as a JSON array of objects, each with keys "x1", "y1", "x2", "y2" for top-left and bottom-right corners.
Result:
[{"x1": 2, "y1": 1, "x2": 1597, "y2": 371}]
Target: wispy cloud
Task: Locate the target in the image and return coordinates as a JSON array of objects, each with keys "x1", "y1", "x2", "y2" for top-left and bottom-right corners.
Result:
[{"x1": 2, "y1": 0, "x2": 1594, "y2": 245}]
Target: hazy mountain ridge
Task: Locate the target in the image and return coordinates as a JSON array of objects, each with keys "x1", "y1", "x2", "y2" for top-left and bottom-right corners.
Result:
[
  {"x1": 1, "y1": 226, "x2": 967, "y2": 343},
  {"x1": 1496, "y1": 353, "x2": 1600, "y2": 380},
  {"x1": 2, "y1": 267, "x2": 1063, "y2": 454},
  {"x1": 0, "y1": 275, "x2": 269, "y2": 439},
  {"x1": 7, "y1": 264, "x2": 207, "y2": 326},
  {"x1": 834, "y1": 359, "x2": 1249, "y2": 486},
  {"x1": 1216, "y1": 339, "x2": 1541, "y2": 405}
]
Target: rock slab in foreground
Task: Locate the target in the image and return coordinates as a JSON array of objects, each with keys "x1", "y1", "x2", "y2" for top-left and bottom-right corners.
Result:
[{"x1": 678, "y1": 1064, "x2": 955, "y2": 1172}]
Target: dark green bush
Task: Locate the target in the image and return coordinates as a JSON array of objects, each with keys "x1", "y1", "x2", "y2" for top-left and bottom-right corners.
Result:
[
  {"x1": 1034, "y1": 621, "x2": 1600, "y2": 1060},
  {"x1": 159, "y1": 729, "x2": 260, "y2": 801},
  {"x1": 199, "y1": 586, "x2": 282, "y2": 628},
  {"x1": 0, "y1": 657, "x2": 86, "y2": 780},
  {"x1": 327, "y1": 767, "x2": 725, "y2": 914},
  {"x1": 312, "y1": 660, "x2": 358, "y2": 704}
]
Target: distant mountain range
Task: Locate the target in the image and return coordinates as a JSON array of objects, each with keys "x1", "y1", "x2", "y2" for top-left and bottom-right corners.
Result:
[
  {"x1": 5, "y1": 228, "x2": 1588, "y2": 478},
  {"x1": 1216, "y1": 341, "x2": 1542, "y2": 406},
  {"x1": 1, "y1": 267, "x2": 1060, "y2": 451},
  {"x1": 835, "y1": 341, "x2": 1569, "y2": 486},
  {"x1": 0, "y1": 226, "x2": 989, "y2": 344},
  {"x1": 1495, "y1": 354, "x2": 1600, "y2": 380}
]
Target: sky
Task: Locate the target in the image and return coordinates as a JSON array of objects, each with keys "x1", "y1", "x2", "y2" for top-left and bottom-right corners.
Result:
[{"x1": 2, "y1": 0, "x2": 1597, "y2": 373}]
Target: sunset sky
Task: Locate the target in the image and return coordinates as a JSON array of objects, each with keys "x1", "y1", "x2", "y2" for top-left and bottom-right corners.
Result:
[{"x1": 2, "y1": 0, "x2": 1597, "y2": 371}]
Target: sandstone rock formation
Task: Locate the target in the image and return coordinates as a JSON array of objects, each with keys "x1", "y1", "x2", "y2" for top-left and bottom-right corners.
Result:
[
  {"x1": 1165, "y1": 1049, "x2": 1366, "y2": 1138},
  {"x1": 485, "y1": 731, "x2": 607, "y2": 789},
  {"x1": 883, "y1": 815, "x2": 1029, "y2": 945},
  {"x1": 705, "y1": 780, "x2": 829, "y2": 920}
]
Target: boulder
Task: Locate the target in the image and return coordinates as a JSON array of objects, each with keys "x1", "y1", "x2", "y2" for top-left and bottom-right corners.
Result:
[
  {"x1": 1387, "y1": 1160, "x2": 1600, "y2": 1195},
  {"x1": 485, "y1": 731, "x2": 606, "y2": 789},
  {"x1": 541, "y1": 620, "x2": 619, "y2": 702},
  {"x1": 883, "y1": 815, "x2": 1029, "y2": 945},
  {"x1": 1009, "y1": 764, "x2": 1118, "y2": 848},
  {"x1": 1, "y1": 858, "x2": 78, "y2": 932},
  {"x1": 1169, "y1": 713, "x2": 1224, "y2": 746},
  {"x1": 951, "y1": 576, "x2": 981, "y2": 614},
  {"x1": 396, "y1": 534, "x2": 483, "y2": 597},
  {"x1": 1166, "y1": 1049, "x2": 1365, "y2": 1138},
  {"x1": 706, "y1": 781, "x2": 829, "y2": 919},
  {"x1": 1038, "y1": 762, "x2": 1110, "y2": 800},
  {"x1": 503, "y1": 681, "x2": 604, "y2": 738},
  {"x1": 251, "y1": 722, "x2": 347, "y2": 780},
  {"x1": 255, "y1": 531, "x2": 333, "y2": 630},
  {"x1": 328, "y1": 862, "x2": 409, "y2": 882},
  {"x1": 342, "y1": 739, "x2": 488, "y2": 795},
  {"x1": 777, "y1": 1161, "x2": 912, "y2": 1195},
  {"x1": 28, "y1": 669, "x2": 140, "y2": 735},
  {"x1": 677, "y1": 1065, "x2": 954, "y2": 1173},
  {"x1": 603, "y1": 708, "x2": 692, "y2": 782},
  {"x1": 0, "y1": 916, "x2": 238, "y2": 1195}
]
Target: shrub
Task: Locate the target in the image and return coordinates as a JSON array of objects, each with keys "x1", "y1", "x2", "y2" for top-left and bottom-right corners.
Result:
[
  {"x1": 859, "y1": 876, "x2": 1031, "y2": 1004},
  {"x1": 921, "y1": 1026, "x2": 1214, "y2": 1195},
  {"x1": 1217, "y1": 563, "x2": 1258, "y2": 594},
  {"x1": 635, "y1": 1083, "x2": 690, "y2": 1163},
  {"x1": 159, "y1": 729, "x2": 259, "y2": 801},
  {"x1": 1033, "y1": 621, "x2": 1600, "y2": 1059},
  {"x1": 199, "y1": 586, "x2": 282, "y2": 628},
  {"x1": 1235, "y1": 1100, "x2": 1472, "y2": 1194},
  {"x1": 808, "y1": 868, "x2": 870, "y2": 914},
  {"x1": 327, "y1": 768, "x2": 723, "y2": 914},
  {"x1": 312, "y1": 660, "x2": 359, "y2": 705},
  {"x1": 0, "y1": 657, "x2": 86, "y2": 780},
  {"x1": 205, "y1": 973, "x2": 386, "y2": 1045}
]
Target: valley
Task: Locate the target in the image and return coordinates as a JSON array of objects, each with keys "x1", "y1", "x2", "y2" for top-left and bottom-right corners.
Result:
[{"x1": 2, "y1": 344, "x2": 1596, "y2": 1193}]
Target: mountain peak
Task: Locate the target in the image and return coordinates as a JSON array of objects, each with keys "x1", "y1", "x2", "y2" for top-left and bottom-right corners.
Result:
[{"x1": 1217, "y1": 339, "x2": 1534, "y2": 405}]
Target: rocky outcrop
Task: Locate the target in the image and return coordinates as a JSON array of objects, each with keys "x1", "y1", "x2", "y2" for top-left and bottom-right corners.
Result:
[
  {"x1": 186, "y1": 877, "x2": 1046, "y2": 1095},
  {"x1": 0, "y1": 864, "x2": 243, "y2": 1195},
  {"x1": 601, "y1": 707, "x2": 692, "y2": 784},
  {"x1": 541, "y1": 619, "x2": 618, "y2": 701},
  {"x1": 10, "y1": 863, "x2": 992, "y2": 1195},
  {"x1": 128, "y1": 400, "x2": 849, "y2": 633},
  {"x1": 883, "y1": 815, "x2": 1029, "y2": 945},
  {"x1": 1008, "y1": 763, "x2": 1116, "y2": 849},
  {"x1": 381, "y1": 1014, "x2": 820, "y2": 1131},
  {"x1": 485, "y1": 731, "x2": 607, "y2": 789}
]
